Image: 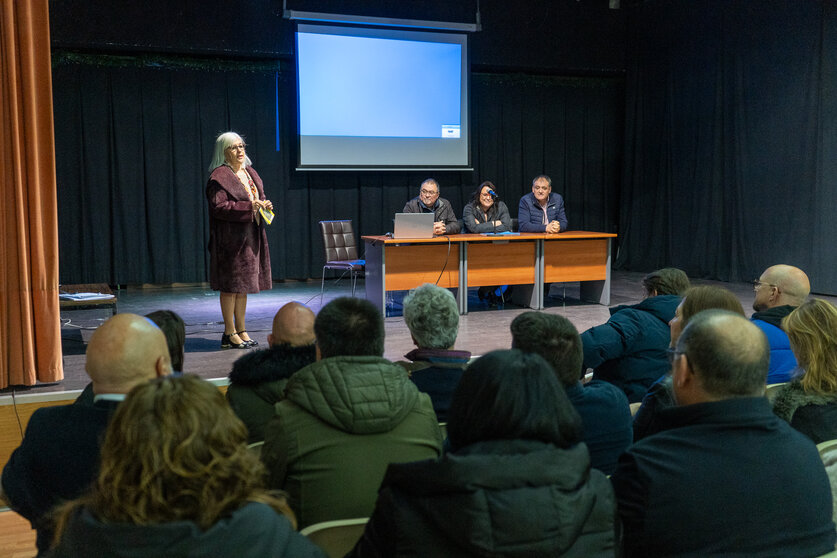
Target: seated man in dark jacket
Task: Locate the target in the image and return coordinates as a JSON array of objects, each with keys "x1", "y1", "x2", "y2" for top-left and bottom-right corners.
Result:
[
  {"x1": 227, "y1": 301, "x2": 317, "y2": 443},
  {"x1": 402, "y1": 178, "x2": 460, "y2": 235},
  {"x1": 511, "y1": 311, "x2": 632, "y2": 475},
  {"x1": 611, "y1": 310, "x2": 835, "y2": 557},
  {"x1": 581, "y1": 268, "x2": 690, "y2": 402},
  {"x1": 397, "y1": 283, "x2": 470, "y2": 422},
  {"x1": 517, "y1": 174, "x2": 568, "y2": 233},
  {"x1": 262, "y1": 297, "x2": 443, "y2": 529},
  {"x1": 1, "y1": 314, "x2": 171, "y2": 556}
]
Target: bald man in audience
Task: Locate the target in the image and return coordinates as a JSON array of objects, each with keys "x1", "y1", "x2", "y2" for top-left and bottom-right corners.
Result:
[
  {"x1": 611, "y1": 310, "x2": 835, "y2": 557},
  {"x1": 1, "y1": 313, "x2": 171, "y2": 556},
  {"x1": 227, "y1": 301, "x2": 318, "y2": 443},
  {"x1": 751, "y1": 264, "x2": 810, "y2": 383}
]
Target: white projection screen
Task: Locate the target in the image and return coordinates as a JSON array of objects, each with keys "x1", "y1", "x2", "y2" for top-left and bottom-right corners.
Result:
[{"x1": 295, "y1": 23, "x2": 470, "y2": 170}]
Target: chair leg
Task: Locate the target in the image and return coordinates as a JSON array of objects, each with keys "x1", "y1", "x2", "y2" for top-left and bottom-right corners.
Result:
[
  {"x1": 351, "y1": 271, "x2": 358, "y2": 297},
  {"x1": 320, "y1": 267, "x2": 326, "y2": 305}
]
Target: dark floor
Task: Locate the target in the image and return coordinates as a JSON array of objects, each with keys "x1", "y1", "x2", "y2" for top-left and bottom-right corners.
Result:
[{"x1": 5, "y1": 270, "x2": 832, "y2": 396}]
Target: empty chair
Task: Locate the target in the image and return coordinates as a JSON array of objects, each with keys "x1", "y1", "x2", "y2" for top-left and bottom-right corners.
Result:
[
  {"x1": 301, "y1": 518, "x2": 368, "y2": 558},
  {"x1": 319, "y1": 220, "x2": 365, "y2": 303}
]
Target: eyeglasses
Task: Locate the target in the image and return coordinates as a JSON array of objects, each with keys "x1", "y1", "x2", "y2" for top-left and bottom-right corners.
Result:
[
  {"x1": 752, "y1": 280, "x2": 778, "y2": 292},
  {"x1": 226, "y1": 143, "x2": 246, "y2": 151},
  {"x1": 420, "y1": 189, "x2": 438, "y2": 196},
  {"x1": 666, "y1": 347, "x2": 684, "y2": 366}
]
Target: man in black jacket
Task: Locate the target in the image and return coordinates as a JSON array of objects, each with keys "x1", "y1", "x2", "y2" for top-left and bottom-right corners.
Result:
[
  {"x1": 402, "y1": 178, "x2": 460, "y2": 235},
  {"x1": 227, "y1": 301, "x2": 317, "y2": 442},
  {"x1": 1, "y1": 314, "x2": 171, "y2": 556},
  {"x1": 611, "y1": 310, "x2": 835, "y2": 557}
]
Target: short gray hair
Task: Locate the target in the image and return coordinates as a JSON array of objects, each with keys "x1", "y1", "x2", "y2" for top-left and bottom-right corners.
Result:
[
  {"x1": 420, "y1": 178, "x2": 439, "y2": 193},
  {"x1": 676, "y1": 309, "x2": 768, "y2": 398},
  {"x1": 403, "y1": 284, "x2": 459, "y2": 349},
  {"x1": 208, "y1": 131, "x2": 252, "y2": 172}
]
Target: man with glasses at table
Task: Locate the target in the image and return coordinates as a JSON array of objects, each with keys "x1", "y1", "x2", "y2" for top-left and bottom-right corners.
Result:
[
  {"x1": 751, "y1": 264, "x2": 810, "y2": 383},
  {"x1": 403, "y1": 178, "x2": 460, "y2": 236}
]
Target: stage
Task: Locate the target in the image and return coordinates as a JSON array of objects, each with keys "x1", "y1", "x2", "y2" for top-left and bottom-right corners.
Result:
[{"x1": 2, "y1": 269, "x2": 812, "y2": 397}]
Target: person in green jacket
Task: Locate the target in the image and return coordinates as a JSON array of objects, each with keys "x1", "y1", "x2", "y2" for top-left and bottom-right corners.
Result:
[{"x1": 262, "y1": 297, "x2": 444, "y2": 529}]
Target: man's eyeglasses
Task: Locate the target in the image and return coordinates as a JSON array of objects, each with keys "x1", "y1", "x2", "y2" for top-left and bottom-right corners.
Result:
[
  {"x1": 666, "y1": 347, "x2": 684, "y2": 366},
  {"x1": 751, "y1": 280, "x2": 778, "y2": 292},
  {"x1": 420, "y1": 189, "x2": 438, "y2": 196}
]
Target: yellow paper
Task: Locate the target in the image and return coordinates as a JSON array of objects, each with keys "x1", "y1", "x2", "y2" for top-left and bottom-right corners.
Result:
[{"x1": 259, "y1": 207, "x2": 275, "y2": 225}]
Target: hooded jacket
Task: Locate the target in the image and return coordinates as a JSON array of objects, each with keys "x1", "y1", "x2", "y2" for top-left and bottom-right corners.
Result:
[
  {"x1": 226, "y1": 343, "x2": 317, "y2": 443},
  {"x1": 772, "y1": 380, "x2": 837, "y2": 443},
  {"x1": 46, "y1": 502, "x2": 325, "y2": 558},
  {"x1": 582, "y1": 294, "x2": 681, "y2": 403},
  {"x1": 262, "y1": 355, "x2": 443, "y2": 528},
  {"x1": 348, "y1": 439, "x2": 616, "y2": 557}
]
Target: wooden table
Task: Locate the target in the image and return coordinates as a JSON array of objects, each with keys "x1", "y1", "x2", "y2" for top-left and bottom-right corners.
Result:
[
  {"x1": 59, "y1": 283, "x2": 117, "y2": 316},
  {"x1": 362, "y1": 231, "x2": 616, "y2": 315}
]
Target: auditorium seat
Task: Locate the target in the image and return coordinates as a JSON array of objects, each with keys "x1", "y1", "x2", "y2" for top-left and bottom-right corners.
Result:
[
  {"x1": 300, "y1": 517, "x2": 368, "y2": 558},
  {"x1": 319, "y1": 220, "x2": 365, "y2": 304}
]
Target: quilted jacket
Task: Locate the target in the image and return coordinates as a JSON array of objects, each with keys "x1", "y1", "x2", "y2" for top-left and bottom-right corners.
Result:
[{"x1": 262, "y1": 355, "x2": 443, "y2": 528}]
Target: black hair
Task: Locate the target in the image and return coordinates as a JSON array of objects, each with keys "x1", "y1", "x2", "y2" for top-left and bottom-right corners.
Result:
[
  {"x1": 145, "y1": 310, "x2": 185, "y2": 372},
  {"x1": 447, "y1": 349, "x2": 582, "y2": 452},
  {"x1": 314, "y1": 297, "x2": 384, "y2": 358},
  {"x1": 510, "y1": 312, "x2": 583, "y2": 388}
]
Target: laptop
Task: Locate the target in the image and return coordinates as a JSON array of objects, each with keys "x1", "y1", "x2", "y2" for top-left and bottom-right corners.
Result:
[{"x1": 393, "y1": 212, "x2": 436, "y2": 239}]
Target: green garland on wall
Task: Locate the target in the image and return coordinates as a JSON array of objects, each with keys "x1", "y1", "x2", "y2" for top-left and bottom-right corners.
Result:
[{"x1": 52, "y1": 50, "x2": 285, "y2": 73}]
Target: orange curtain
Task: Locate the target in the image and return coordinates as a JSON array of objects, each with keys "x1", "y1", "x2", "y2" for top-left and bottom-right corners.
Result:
[{"x1": 0, "y1": 0, "x2": 62, "y2": 388}]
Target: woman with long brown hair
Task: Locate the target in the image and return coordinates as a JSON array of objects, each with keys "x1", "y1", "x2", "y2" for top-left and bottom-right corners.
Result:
[
  {"x1": 49, "y1": 375, "x2": 324, "y2": 557},
  {"x1": 772, "y1": 298, "x2": 837, "y2": 443}
]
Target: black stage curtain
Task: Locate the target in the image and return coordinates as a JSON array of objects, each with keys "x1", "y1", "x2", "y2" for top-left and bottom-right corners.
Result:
[
  {"x1": 54, "y1": 61, "x2": 623, "y2": 284},
  {"x1": 618, "y1": 0, "x2": 837, "y2": 294}
]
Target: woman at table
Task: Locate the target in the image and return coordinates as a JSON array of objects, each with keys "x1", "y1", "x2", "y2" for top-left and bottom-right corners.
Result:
[
  {"x1": 462, "y1": 181, "x2": 512, "y2": 233},
  {"x1": 206, "y1": 132, "x2": 273, "y2": 350}
]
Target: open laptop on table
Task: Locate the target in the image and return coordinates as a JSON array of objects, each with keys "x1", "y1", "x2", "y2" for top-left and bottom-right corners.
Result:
[{"x1": 393, "y1": 212, "x2": 436, "y2": 239}]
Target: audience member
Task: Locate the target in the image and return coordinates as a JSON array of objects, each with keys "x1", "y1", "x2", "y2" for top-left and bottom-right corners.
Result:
[
  {"x1": 48, "y1": 375, "x2": 324, "y2": 557},
  {"x1": 511, "y1": 311, "x2": 631, "y2": 474},
  {"x1": 632, "y1": 285, "x2": 744, "y2": 441},
  {"x1": 402, "y1": 178, "x2": 460, "y2": 235},
  {"x1": 397, "y1": 284, "x2": 470, "y2": 422},
  {"x1": 611, "y1": 310, "x2": 835, "y2": 557},
  {"x1": 227, "y1": 302, "x2": 317, "y2": 442},
  {"x1": 348, "y1": 350, "x2": 616, "y2": 557},
  {"x1": 751, "y1": 264, "x2": 810, "y2": 383},
  {"x1": 772, "y1": 299, "x2": 837, "y2": 443},
  {"x1": 262, "y1": 297, "x2": 442, "y2": 528},
  {"x1": 582, "y1": 268, "x2": 690, "y2": 402},
  {"x1": 518, "y1": 174, "x2": 568, "y2": 233},
  {"x1": 1, "y1": 314, "x2": 171, "y2": 555},
  {"x1": 75, "y1": 308, "x2": 185, "y2": 406}
]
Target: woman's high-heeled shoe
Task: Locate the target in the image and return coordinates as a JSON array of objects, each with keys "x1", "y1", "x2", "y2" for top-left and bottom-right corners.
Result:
[
  {"x1": 221, "y1": 333, "x2": 248, "y2": 350},
  {"x1": 236, "y1": 330, "x2": 258, "y2": 347}
]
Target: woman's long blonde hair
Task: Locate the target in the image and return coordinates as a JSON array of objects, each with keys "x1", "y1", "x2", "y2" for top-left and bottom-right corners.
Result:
[
  {"x1": 53, "y1": 375, "x2": 294, "y2": 545},
  {"x1": 783, "y1": 298, "x2": 837, "y2": 395}
]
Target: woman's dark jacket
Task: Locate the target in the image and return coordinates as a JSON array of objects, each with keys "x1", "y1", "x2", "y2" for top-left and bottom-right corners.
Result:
[
  {"x1": 462, "y1": 200, "x2": 512, "y2": 233},
  {"x1": 348, "y1": 439, "x2": 616, "y2": 558},
  {"x1": 772, "y1": 380, "x2": 837, "y2": 443}
]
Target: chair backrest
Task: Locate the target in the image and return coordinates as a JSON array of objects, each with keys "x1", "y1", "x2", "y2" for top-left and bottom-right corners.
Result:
[
  {"x1": 246, "y1": 440, "x2": 264, "y2": 458},
  {"x1": 320, "y1": 220, "x2": 359, "y2": 262},
  {"x1": 300, "y1": 517, "x2": 369, "y2": 558}
]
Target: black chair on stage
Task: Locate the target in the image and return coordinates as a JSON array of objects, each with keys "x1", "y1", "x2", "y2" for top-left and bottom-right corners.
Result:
[{"x1": 319, "y1": 220, "x2": 365, "y2": 304}]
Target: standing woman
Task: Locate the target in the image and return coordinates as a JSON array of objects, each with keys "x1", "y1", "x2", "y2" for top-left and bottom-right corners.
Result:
[{"x1": 206, "y1": 132, "x2": 273, "y2": 349}]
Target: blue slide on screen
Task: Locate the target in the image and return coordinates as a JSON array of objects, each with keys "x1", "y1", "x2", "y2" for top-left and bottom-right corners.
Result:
[{"x1": 295, "y1": 24, "x2": 470, "y2": 170}]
